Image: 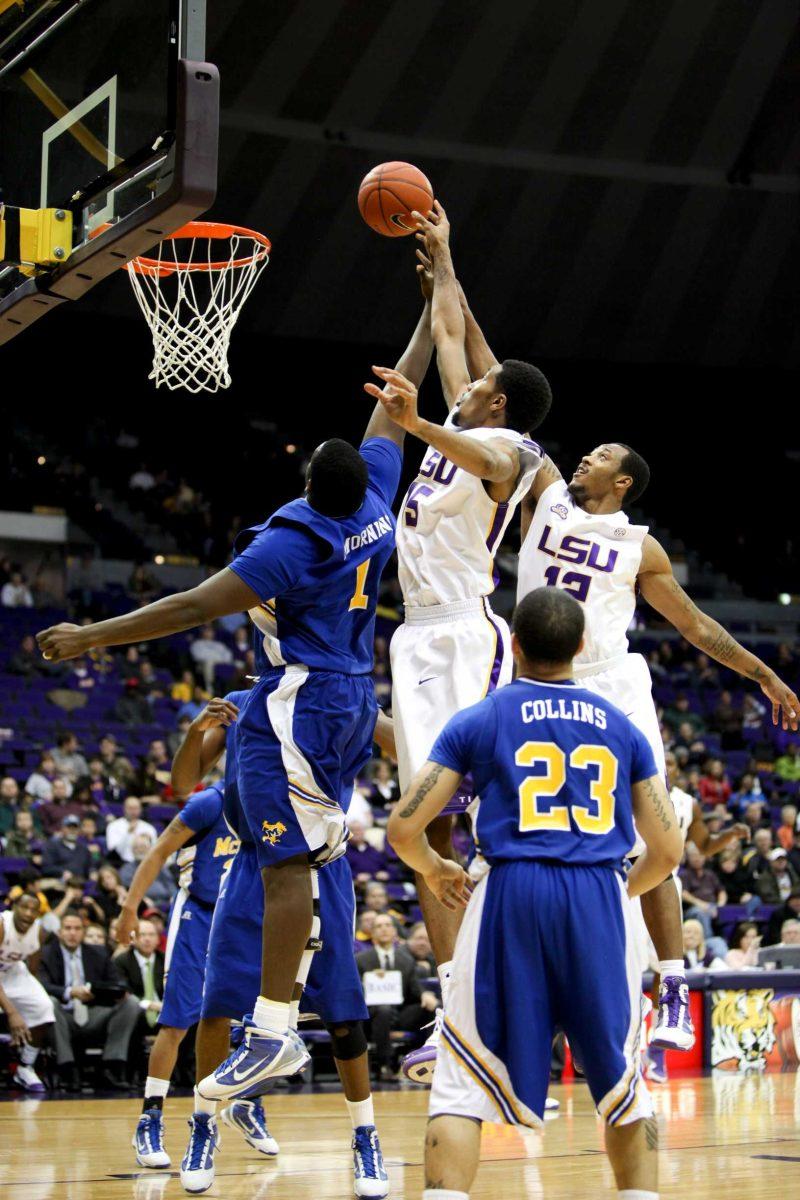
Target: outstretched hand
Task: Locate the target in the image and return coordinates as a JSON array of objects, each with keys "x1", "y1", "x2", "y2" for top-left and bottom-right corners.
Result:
[
  {"x1": 193, "y1": 697, "x2": 239, "y2": 732},
  {"x1": 364, "y1": 366, "x2": 422, "y2": 434},
  {"x1": 412, "y1": 199, "x2": 450, "y2": 255},
  {"x1": 761, "y1": 675, "x2": 799, "y2": 732},
  {"x1": 416, "y1": 247, "x2": 434, "y2": 301},
  {"x1": 36, "y1": 623, "x2": 89, "y2": 663}
]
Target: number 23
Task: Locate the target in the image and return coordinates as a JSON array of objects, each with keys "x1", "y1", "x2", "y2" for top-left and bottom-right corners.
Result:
[{"x1": 515, "y1": 741, "x2": 618, "y2": 834}]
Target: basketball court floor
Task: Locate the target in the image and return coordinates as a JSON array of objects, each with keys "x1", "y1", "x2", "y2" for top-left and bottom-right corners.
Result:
[{"x1": 3, "y1": 1073, "x2": 798, "y2": 1200}]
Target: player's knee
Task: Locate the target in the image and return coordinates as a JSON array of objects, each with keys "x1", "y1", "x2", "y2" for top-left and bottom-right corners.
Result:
[
  {"x1": 326, "y1": 1021, "x2": 368, "y2": 1061},
  {"x1": 425, "y1": 814, "x2": 456, "y2": 858}
]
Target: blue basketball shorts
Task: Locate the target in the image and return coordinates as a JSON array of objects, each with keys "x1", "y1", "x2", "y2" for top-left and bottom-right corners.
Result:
[
  {"x1": 159, "y1": 889, "x2": 215, "y2": 1029},
  {"x1": 200, "y1": 842, "x2": 368, "y2": 1026},
  {"x1": 236, "y1": 665, "x2": 377, "y2": 868},
  {"x1": 430, "y1": 860, "x2": 653, "y2": 1128}
]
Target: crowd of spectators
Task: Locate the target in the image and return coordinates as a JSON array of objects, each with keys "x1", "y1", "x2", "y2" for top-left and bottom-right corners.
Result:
[{"x1": 0, "y1": 563, "x2": 799, "y2": 1083}]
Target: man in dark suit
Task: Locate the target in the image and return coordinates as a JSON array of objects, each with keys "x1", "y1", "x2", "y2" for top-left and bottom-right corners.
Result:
[
  {"x1": 356, "y1": 913, "x2": 439, "y2": 1081},
  {"x1": 115, "y1": 919, "x2": 165, "y2": 1027},
  {"x1": 38, "y1": 911, "x2": 140, "y2": 1091}
]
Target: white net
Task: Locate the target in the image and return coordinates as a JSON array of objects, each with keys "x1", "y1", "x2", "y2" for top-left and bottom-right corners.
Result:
[{"x1": 125, "y1": 227, "x2": 270, "y2": 393}]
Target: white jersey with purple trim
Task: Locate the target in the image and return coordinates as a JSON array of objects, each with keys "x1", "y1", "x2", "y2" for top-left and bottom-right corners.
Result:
[
  {"x1": 0, "y1": 910, "x2": 40, "y2": 975},
  {"x1": 397, "y1": 415, "x2": 542, "y2": 608},
  {"x1": 517, "y1": 480, "x2": 648, "y2": 669}
]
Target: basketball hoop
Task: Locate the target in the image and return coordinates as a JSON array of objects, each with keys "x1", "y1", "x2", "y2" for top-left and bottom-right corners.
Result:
[{"x1": 124, "y1": 221, "x2": 271, "y2": 393}]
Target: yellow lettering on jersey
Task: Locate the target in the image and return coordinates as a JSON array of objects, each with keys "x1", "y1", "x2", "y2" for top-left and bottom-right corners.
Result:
[
  {"x1": 348, "y1": 559, "x2": 370, "y2": 611},
  {"x1": 516, "y1": 742, "x2": 569, "y2": 831},
  {"x1": 213, "y1": 835, "x2": 240, "y2": 858},
  {"x1": 516, "y1": 741, "x2": 619, "y2": 835},
  {"x1": 570, "y1": 744, "x2": 617, "y2": 835}
]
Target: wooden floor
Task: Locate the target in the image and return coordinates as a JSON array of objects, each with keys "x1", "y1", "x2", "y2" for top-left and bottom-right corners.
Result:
[{"x1": 1, "y1": 1072, "x2": 798, "y2": 1200}]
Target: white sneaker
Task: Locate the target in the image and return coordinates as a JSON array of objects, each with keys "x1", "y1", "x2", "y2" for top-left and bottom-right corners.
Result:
[
  {"x1": 15, "y1": 1064, "x2": 46, "y2": 1092},
  {"x1": 180, "y1": 1114, "x2": 219, "y2": 1194},
  {"x1": 544, "y1": 1097, "x2": 560, "y2": 1111},
  {"x1": 221, "y1": 1099, "x2": 279, "y2": 1155}
]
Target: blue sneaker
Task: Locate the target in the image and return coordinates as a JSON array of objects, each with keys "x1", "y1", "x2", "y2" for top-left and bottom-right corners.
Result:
[
  {"x1": 352, "y1": 1125, "x2": 389, "y2": 1199},
  {"x1": 180, "y1": 1113, "x2": 219, "y2": 1194},
  {"x1": 651, "y1": 977, "x2": 694, "y2": 1051},
  {"x1": 133, "y1": 1107, "x2": 171, "y2": 1168},
  {"x1": 221, "y1": 1098, "x2": 279, "y2": 1155},
  {"x1": 644, "y1": 1045, "x2": 668, "y2": 1083},
  {"x1": 197, "y1": 1018, "x2": 310, "y2": 1101}
]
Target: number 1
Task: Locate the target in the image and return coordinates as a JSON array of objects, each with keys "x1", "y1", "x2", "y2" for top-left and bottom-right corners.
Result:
[{"x1": 349, "y1": 560, "x2": 370, "y2": 611}]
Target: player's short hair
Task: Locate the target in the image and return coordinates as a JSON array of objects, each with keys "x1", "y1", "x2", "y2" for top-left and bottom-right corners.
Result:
[
  {"x1": 306, "y1": 439, "x2": 369, "y2": 518},
  {"x1": 497, "y1": 359, "x2": 552, "y2": 434},
  {"x1": 14, "y1": 890, "x2": 41, "y2": 908},
  {"x1": 614, "y1": 443, "x2": 650, "y2": 506},
  {"x1": 513, "y1": 587, "x2": 585, "y2": 664}
]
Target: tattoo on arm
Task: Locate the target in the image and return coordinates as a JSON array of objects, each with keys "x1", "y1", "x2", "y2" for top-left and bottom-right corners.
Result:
[
  {"x1": 700, "y1": 625, "x2": 739, "y2": 663},
  {"x1": 644, "y1": 777, "x2": 672, "y2": 832},
  {"x1": 645, "y1": 1116, "x2": 658, "y2": 1151},
  {"x1": 398, "y1": 763, "x2": 446, "y2": 818}
]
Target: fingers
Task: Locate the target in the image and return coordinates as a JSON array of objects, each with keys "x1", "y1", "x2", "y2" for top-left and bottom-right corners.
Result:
[
  {"x1": 416, "y1": 248, "x2": 432, "y2": 268},
  {"x1": 372, "y1": 365, "x2": 414, "y2": 388},
  {"x1": 364, "y1": 382, "x2": 391, "y2": 401}
]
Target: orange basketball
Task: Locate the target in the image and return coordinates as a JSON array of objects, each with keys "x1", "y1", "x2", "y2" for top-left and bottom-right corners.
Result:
[{"x1": 358, "y1": 161, "x2": 434, "y2": 238}]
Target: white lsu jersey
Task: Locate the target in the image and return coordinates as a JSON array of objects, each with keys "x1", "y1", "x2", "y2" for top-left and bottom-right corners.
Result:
[
  {"x1": 0, "y1": 909, "x2": 40, "y2": 974},
  {"x1": 670, "y1": 784, "x2": 695, "y2": 847},
  {"x1": 397, "y1": 418, "x2": 542, "y2": 607},
  {"x1": 518, "y1": 480, "x2": 648, "y2": 668}
]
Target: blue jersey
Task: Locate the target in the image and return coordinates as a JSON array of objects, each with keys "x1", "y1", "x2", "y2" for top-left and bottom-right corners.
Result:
[
  {"x1": 176, "y1": 783, "x2": 240, "y2": 904},
  {"x1": 430, "y1": 677, "x2": 656, "y2": 870},
  {"x1": 221, "y1": 688, "x2": 252, "y2": 845},
  {"x1": 230, "y1": 437, "x2": 402, "y2": 675}
]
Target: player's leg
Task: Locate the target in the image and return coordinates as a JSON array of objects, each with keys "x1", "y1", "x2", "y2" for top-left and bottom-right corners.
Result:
[
  {"x1": 4, "y1": 971, "x2": 54, "y2": 1092},
  {"x1": 135, "y1": 895, "x2": 213, "y2": 1168},
  {"x1": 423, "y1": 1114, "x2": 482, "y2": 1198},
  {"x1": 605, "y1": 1114, "x2": 659, "y2": 1194}
]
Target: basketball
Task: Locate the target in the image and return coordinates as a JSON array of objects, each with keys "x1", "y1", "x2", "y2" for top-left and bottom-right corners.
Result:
[{"x1": 358, "y1": 161, "x2": 434, "y2": 238}]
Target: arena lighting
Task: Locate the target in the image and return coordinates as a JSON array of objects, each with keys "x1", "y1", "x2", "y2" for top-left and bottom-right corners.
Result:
[
  {"x1": 154, "y1": 555, "x2": 165, "y2": 565},
  {"x1": 36, "y1": 456, "x2": 46, "y2": 465},
  {"x1": 778, "y1": 593, "x2": 792, "y2": 605},
  {"x1": 285, "y1": 444, "x2": 297, "y2": 454}
]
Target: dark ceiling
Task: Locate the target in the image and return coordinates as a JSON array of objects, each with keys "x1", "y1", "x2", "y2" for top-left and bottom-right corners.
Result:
[{"x1": 184, "y1": 0, "x2": 800, "y2": 370}]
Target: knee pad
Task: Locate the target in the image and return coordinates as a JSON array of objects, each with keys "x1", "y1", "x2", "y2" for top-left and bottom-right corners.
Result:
[{"x1": 326, "y1": 1021, "x2": 368, "y2": 1061}]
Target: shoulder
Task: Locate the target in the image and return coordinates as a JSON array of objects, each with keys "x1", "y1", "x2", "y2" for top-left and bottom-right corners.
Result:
[{"x1": 639, "y1": 534, "x2": 671, "y2": 573}]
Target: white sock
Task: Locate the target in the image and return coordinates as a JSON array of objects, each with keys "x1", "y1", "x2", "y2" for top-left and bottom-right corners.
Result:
[
  {"x1": 345, "y1": 1097, "x2": 375, "y2": 1130},
  {"x1": 253, "y1": 996, "x2": 290, "y2": 1034},
  {"x1": 658, "y1": 960, "x2": 685, "y2": 981},
  {"x1": 422, "y1": 1191, "x2": 469, "y2": 1200},
  {"x1": 145, "y1": 1075, "x2": 170, "y2": 1099},
  {"x1": 619, "y1": 1191, "x2": 659, "y2": 1199},
  {"x1": 194, "y1": 1087, "x2": 217, "y2": 1118},
  {"x1": 289, "y1": 999, "x2": 300, "y2": 1031},
  {"x1": 437, "y1": 961, "x2": 453, "y2": 1009},
  {"x1": 20, "y1": 1044, "x2": 39, "y2": 1066}
]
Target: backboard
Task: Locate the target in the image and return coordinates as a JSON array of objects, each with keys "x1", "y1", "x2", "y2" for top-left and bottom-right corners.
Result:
[{"x1": 0, "y1": 0, "x2": 219, "y2": 343}]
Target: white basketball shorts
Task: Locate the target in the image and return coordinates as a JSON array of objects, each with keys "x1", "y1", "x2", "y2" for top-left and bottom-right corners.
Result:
[{"x1": 0, "y1": 966, "x2": 55, "y2": 1026}]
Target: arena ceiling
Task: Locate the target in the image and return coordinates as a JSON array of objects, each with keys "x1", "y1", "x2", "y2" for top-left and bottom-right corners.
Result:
[{"x1": 171, "y1": 2, "x2": 800, "y2": 368}]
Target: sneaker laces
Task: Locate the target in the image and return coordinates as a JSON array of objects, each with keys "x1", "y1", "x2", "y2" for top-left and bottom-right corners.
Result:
[
  {"x1": 659, "y1": 978, "x2": 689, "y2": 1026},
  {"x1": 419, "y1": 1007, "x2": 444, "y2": 1037},
  {"x1": 140, "y1": 1110, "x2": 164, "y2": 1152},
  {"x1": 353, "y1": 1127, "x2": 382, "y2": 1178},
  {"x1": 185, "y1": 1116, "x2": 215, "y2": 1170}
]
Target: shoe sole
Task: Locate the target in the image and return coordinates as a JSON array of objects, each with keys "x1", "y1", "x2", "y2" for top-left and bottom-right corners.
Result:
[
  {"x1": 180, "y1": 1176, "x2": 214, "y2": 1195},
  {"x1": 220, "y1": 1109, "x2": 279, "y2": 1156},
  {"x1": 354, "y1": 1183, "x2": 390, "y2": 1199},
  {"x1": 650, "y1": 1030, "x2": 695, "y2": 1051},
  {"x1": 401, "y1": 1058, "x2": 435, "y2": 1086}
]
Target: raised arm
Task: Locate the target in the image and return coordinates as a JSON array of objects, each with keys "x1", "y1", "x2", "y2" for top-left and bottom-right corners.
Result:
[
  {"x1": 520, "y1": 455, "x2": 565, "y2": 543},
  {"x1": 411, "y1": 202, "x2": 470, "y2": 409},
  {"x1": 170, "y1": 697, "x2": 236, "y2": 798},
  {"x1": 387, "y1": 759, "x2": 473, "y2": 910},
  {"x1": 37, "y1": 568, "x2": 260, "y2": 664},
  {"x1": 362, "y1": 284, "x2": 433, "y2": 446},
  {"x1": 364, "y1": 366, "x2": 519, "y2": 485},
  {"x1": 638, "y1": 536, "x2": 799, "y2": 730},
  {"x1": 416, "y1": 248, "x2": 499, "y2": 382},
  {"x1": 116, "y1": 818, "x2": 197, "y2": 945},
  {"x1": 627, "y1": 773, "x2": 684, "y2": 898}
]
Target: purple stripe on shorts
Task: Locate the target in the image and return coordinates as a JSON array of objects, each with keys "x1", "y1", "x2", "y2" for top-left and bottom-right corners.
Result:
[{"x1": 484, "y1": 605, "x2": 505, "y2": 694}]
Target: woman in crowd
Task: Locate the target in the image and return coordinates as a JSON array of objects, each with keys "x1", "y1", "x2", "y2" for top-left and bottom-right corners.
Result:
[
  {"x1": 725, "y1": 922, "x2": 761, "y2": 969},
  {"x1": 683, "y1": 918, "x2": 728, "y2": 970}
]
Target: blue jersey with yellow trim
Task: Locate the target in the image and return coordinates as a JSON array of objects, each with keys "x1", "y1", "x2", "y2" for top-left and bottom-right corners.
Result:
[
  {"x1": 430, "y1": 677, "x2": 656, "y2": 869},
  {"x1": 221, "y1": 688, "x2": 251, "y2": 845},
  {"x1": 230, "y1": 438, "x2": 402, "y2": 675},
  {"x1": 176, "y1": 782, "x2": 239, "y2": 904}
]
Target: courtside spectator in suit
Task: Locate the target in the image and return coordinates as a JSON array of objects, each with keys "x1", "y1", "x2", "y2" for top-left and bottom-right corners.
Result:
[{"x1": 115, "y1": 920, "x2": 165, "y2": 1029}]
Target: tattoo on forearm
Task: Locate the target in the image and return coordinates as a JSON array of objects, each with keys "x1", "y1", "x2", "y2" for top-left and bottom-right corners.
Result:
[
  {"x1": 700, "y1": 624, "x2": 739, "y2": 663},
  {"x1": 670, "y1": 579, "x2": 696, "y2": 619},
  {"x1": 644, "y1": 777, "x2": 672, "y2": 832},
  {"x1": 645, "y1": 1116, "x2": 658, "y2": 1151},
  {"x1": 398, "y1": 763, "x2": 446, "y2": 818}
]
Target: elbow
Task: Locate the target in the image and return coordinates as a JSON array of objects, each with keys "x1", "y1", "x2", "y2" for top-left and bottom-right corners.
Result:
[{"x1": 386, "y1": 817, "x2": 410, "y2": 850}]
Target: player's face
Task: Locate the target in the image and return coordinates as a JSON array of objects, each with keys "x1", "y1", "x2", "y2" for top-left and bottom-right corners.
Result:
[
  {"x1": 567, "y1": 444, "x2": 627, "y2": 504},
  {"x1": 13, "y1": 895, "x2": 40, "y2": 932},
  {"x1": 451, "y1": 365, "x2": 503, "y2": 429}
]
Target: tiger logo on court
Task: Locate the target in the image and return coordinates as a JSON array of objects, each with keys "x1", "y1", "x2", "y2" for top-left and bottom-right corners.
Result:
[
  {"x1": 261, "y1": 820, "x2": 287, "y2": 846},
  {"x1": 710, "y1": 989, "x2": 777, "y2": 1072}
]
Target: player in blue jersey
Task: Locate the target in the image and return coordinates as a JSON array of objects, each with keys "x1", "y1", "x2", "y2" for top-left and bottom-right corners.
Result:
[
  {"x1": 387, "y1": 587, "x2": 683, "y2": 1200},
  {"x1": 37, "y1": 289, "x2": 434, "y2": 1101},
  {"x1": 171, "y1": 687, "x2": 396, "y2": 1196},
  {"x1": 114, "y1": 743, "x2": 248, "y2": 1170}
]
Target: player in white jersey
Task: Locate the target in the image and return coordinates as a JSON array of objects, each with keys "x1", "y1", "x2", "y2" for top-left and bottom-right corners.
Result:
[
  {"x1": 643, "y1": 749, "x2": 752, "y2": 1084},
  {"x1": 365, "y1": 202, "x2": 552, "y2": 1083},
  {"x1": 514, "y1": 443, "x2": 798, "y2": 1049},
  {"x1": 0, "y1": 892, "x2": 55, "y2": 1091}
]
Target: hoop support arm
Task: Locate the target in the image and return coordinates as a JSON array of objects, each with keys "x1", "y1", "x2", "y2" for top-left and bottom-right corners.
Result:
[{"x1": 0, "y1": 204, "x2": 73, "y2": 270}]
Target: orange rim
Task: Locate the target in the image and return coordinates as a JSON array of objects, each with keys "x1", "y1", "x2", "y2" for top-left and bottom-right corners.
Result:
[{"x1": 91, "y1": 220, "x2": 271, "y2": 276}]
